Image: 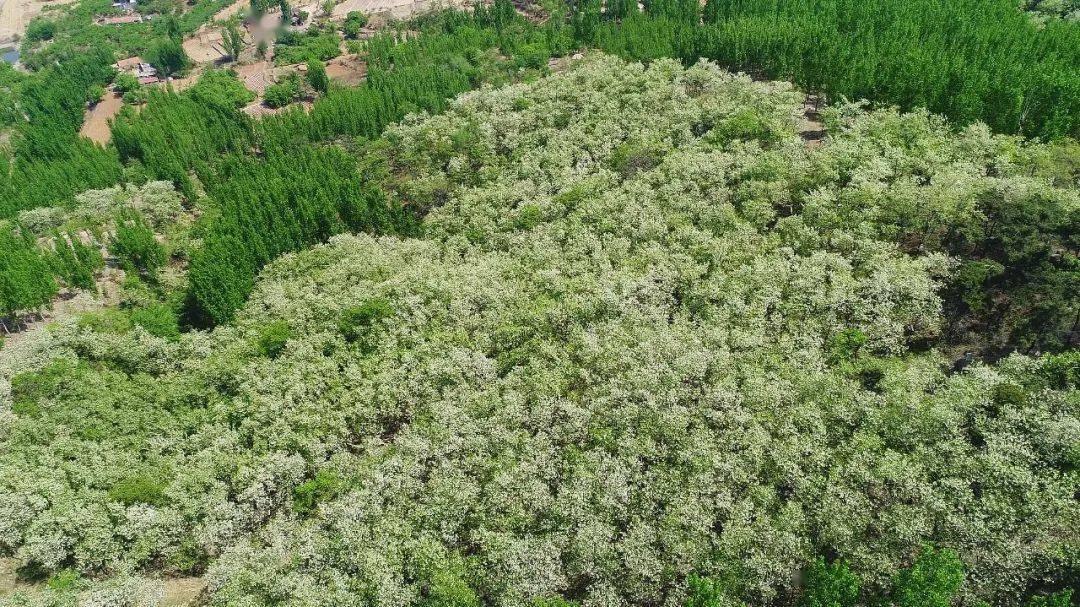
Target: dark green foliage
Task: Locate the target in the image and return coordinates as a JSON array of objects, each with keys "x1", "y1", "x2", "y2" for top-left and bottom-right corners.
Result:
[
  {"x1": 0, "y1": 226, "x2": 57, "y2": 318},
  {"x1": 148, "y1": 37, "x2": 191, "y2": 77},
  {"x1": 953, "y1": 260, "x2": 1005, "y2": 314},
  {"x1": 292, "y1": 469, "x2": 342, "y2": 516},
  {"x1": 186, "y1": 148, "x2": 400, "y2": 326},
  {"x1": 49, "y1": 235, "x2": 103, "y2": 291},
  {"x1": 607, "y1": 0, "x2": 638, "y2": 21},
  {"x1": 256, "y1": 320, "x2": 292, "y2": 358},
  {"x1": 1025, "y1": 589, "x2": 1074, "y2": 607},
  {"x1": 342, "y1": 10, "x2": 367, "y2": 38},
  {"x1": 799, "y1": 559, "x2": 859, "y2": 607},
  {"x1": 643, "y1": 0, "x2": 698, "y2": 22},
  {"x1": 111, "y1": 86, "x2": 254, "y2": 197},
  {"x1": 112, "y1": 211, "x2": 166, "y2": 276},
  {"x1": 338, "y1": 297, "x2": 394, "y2": 344},
  {"x1": 0, "y1": 49, "x2": 121, "y2": 218},
  {"x1": 892, "y1": 546, "x2": 965, "y2": 607},
  {"x1": 108, "y1": 472, "x2": 168, "y2": 507},
  {"x1": 583, "y1": 0, "x2": 1080, "y2": 139}
]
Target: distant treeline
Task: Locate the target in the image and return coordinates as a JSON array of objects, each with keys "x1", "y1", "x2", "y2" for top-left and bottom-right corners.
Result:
[{"x1": 573, "y1": 0, "x2": 1080, "y2": 140}]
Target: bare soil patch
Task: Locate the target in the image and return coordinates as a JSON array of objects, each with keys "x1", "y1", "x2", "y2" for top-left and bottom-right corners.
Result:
[
  {"x1": 79, "y1": 90, "x2": 124, "y2": 145},
  {"x1": 0, "y1": 0, "x2": 75, "y2": 47},
  {"x1": 325, "y1": 53, "x2": 365, "y2": 85}
]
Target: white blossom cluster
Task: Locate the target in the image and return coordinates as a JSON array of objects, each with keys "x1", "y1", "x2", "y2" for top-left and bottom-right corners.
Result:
[
  {"x1": 1, "y1": 56, "x2": 1076, "y2": 606},
  {"x1": 15, "y1": 181, "x2": 184, "y2": 236}
]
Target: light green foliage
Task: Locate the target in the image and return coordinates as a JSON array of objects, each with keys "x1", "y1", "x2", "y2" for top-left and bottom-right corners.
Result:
[
  {"x1": 272, "y1": 28, "x2": 341, "y2": 65},
  {"x1": 129, "y1": 303, "x2": 181, "y2": 341},
  {"x1": 0, "y1": 57, "x2": 1077, "y2": 605},
  {"x1": 255, "y1": 320, "x2": 292, "y2": 358},
  {"x1": 263, "y1": 73, "x2": 302, "y2": 108},
  {"x1": 108, "y1": 472, "x2": 169, "y2": 507},
  {"x1": 291, "y1": 469, "x2": 341, "y2": 516},
  {"x1": 306, "y1": 58, "x2": 329, "y2": 94},
  {"x1": 187, "y1": 69, "x2": 257, "y2": 110},
  {"x1": 114, "y1": 72, "x2": 141, "y2": 94}
]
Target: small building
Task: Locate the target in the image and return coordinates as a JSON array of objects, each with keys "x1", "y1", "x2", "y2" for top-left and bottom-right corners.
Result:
[
  {"x1": 111, "y1": 0, "x2": 138, "y2": 10},
  {"x1": 114, "y1": 56, "x2": 158, "y2": 80}
]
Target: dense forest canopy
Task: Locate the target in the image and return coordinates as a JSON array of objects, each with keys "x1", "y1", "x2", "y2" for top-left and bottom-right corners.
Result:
[
  {"x1": 1, "y1": 56, "x2": 1078, "y2": 606},
  {"x1": 0, "y1": 0, "x2": 1078, "y2": 603}
]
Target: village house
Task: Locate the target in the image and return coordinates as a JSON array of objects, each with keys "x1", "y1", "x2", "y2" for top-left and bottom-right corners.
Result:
[{"x1": 113, "y1": 56, "x2": 160, "y2": 84}]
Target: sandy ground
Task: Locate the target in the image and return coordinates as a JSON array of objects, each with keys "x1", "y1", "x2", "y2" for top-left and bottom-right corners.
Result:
[
  {"x1": 331, "y1": 0, "x2": 460, "y2": 19},
  {"x1": 325, "y1": 52, "x2": 365, "y2": 85},
  {"x1": 183, "y1": 27, "x2": 228, "y2": 63},
  {"x1": 79, "y1": 90, "x2": 124, "y2": 145},
  {"x1": 0, "y1": 0, "x2": 75, "y2": 47},
  {"x1": 161, "y1": 577, "x2": 207, "y2": 606}
]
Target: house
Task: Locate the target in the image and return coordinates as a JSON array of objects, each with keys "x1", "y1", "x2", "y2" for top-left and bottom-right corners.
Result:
[{"x1": 114, "y1": 56, "x2": 158, "y2": 81}]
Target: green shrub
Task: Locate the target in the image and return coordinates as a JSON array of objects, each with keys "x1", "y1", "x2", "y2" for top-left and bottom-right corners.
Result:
[
  {"x1": 256, "y1": 320, "x2": 292, "y2": 358},
  {"x1": 49, "y1": 234, "x2": 103, "y2": 291},
  {"x1": 306, "y1": 58, "x2": 329, "y2": 94},
  {"x1": 293, "y1": 469, "x2": 342, "y2": 516},
  {"x1": 112, "y1": 210, "x2": 165, "y2": 276},
  {"x1": 338, "y1": 297, "x2": 394, "y2": 344},
  {"x1": 114, "y1": 72, "x2": 141, "y2": 94},
  {"x1": 130, "y1": 303, "x2": 181, "y2": 340},
  {"x1": 264, "y1": 76, "x2": 301, "y2": 108},
  {"x1": 46, "y1": 569, "x2": 81, "y2": 591},
  {"x1": 684, "y1": 574, "x2": 738, "y2": 607},
  {"x1": 1025, "y1": 589, "x2": 1073, "y2": 607},
  {"x1": 108, "y1": 472, "x2": 168, "y2": 507},
  {"x1": 610, "y1": 140, "x2": 662, "y2": 178},
  {"x1": 1041, "y1": 351, "x2": 1080, "y2": 389},
  {"x1": 10, "y1": 359, "x2": 76, "y2": 416},
  {"x1": 799, "y1": 559, "x2": 859, "y2": 607},
  {"x1": 827, "y1": 328, "x2": 868, "y2": 364},
  {"x1": 712, "y1": 108, "x2": 776, "y2": 144},
  {"x1": 892, "y1": 546, "x2": 965, "y2": 607},
  {"x1": 167, "y1": 537, "x2": 210, "y2": 575}
]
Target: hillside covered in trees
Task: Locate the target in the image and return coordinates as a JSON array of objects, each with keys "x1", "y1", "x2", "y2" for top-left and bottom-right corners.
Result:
[
  {"x1": 1, "y1": 55, "x2": 1078, "y2": 606},
  {"x1": 0, "y1": 0, "x2": 1079, "y2": 603}
]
